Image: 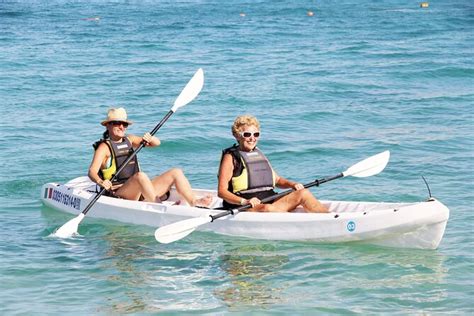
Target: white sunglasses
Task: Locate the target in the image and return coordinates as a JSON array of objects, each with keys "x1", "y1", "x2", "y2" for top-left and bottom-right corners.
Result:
[{"x1": 240, "y1": 131, "x2": 260, "y2": 138}]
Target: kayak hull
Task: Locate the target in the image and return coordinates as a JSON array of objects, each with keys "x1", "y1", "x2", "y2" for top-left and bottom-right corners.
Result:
[{"x1": 41, "y1": 177, "x2": 449, "y2": 249}]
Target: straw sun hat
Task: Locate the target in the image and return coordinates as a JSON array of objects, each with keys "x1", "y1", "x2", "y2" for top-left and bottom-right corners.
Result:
[{"x1": 101, "y1": 107, "x2": 133, "y2": 126}]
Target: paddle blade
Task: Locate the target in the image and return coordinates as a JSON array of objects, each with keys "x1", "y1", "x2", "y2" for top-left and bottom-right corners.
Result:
[
  {"x1": 54, "y1": 213, "x2": 85, "y2": 238},
  {"x1": 155, "y1": 216, "x2": 210, "y2": 244},
  {"x1": 343, "y1": 150, "x2": 390, "y2": 178},
  {"x1": 171, "y1": 68, "x2": 204, "y2": 112}
]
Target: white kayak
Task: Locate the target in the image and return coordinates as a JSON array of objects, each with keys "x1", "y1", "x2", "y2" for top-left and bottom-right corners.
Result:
[{"x1": 41, "y1": 176, "x2": 449, "y2": 249}]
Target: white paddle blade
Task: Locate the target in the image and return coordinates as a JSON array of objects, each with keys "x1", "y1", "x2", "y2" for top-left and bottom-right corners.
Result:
[
  {"x1": 343, "y1": 150, "x2": 390, "y2": 178},
  {"x1": 54, "y1": 213, "x2": 85, "y2": 238},
  {"x1": 171, "y1": 68, "x2": 204, "y2": 112},
  {"x1": 154, "y1": 216, "x2": 211, "y2": 244}
]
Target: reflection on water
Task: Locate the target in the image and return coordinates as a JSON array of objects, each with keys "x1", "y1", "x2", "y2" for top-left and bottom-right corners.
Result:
[
  {"x1": 334, "y1": 243, "x2": 448, "y2": 285},
  {"x1": 51, "y1": 228, "x2": 161, "y2": 313},
  {"x1": 215, "y1": 243, "x2": 289, "y2": 308},
  {"x1": 98, "y1": 231, "x2": 163, "y2": 314},
  {"x1": 96, "y1": 230, "x2": 223, "y2": 313},
  {"x1": 214, "y1": 240, "x2": 449, "y2": 311},
  {"x1": 40, "y1": 205, "x2": 450, "y2": 313},
  {"x1": 277, "y1": 242, "x2": 449, "y2": 310},
  {"x1": 41, "y1": 205, "x2": 221, "y2": 312}
]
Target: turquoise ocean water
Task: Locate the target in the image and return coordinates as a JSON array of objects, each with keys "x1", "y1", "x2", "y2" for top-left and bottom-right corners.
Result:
[{"x1": 1, "y1": 0, "x2": 473, "y2": 314}]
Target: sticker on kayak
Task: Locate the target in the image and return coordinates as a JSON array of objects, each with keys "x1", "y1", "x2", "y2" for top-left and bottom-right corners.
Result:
[
  {"x1": 44, "y1": 187, "x2": 82, "y2": 210},
  {"x1": 347, "y1": 221, "x2": 356, "y2": 232}
]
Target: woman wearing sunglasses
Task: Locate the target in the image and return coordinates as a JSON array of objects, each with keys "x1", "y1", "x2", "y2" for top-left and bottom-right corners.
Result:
[
  {"x1": 217, "y1": 115, "x2": 328, "y2": 213},
  {"x1": 88, "y1": 107, "x2": 212, "y2": 207}
]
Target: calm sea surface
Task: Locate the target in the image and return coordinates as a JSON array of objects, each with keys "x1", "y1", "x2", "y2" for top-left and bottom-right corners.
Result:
[{"x1": 1, "y1": 0, "x2": 473, "y2": 314}]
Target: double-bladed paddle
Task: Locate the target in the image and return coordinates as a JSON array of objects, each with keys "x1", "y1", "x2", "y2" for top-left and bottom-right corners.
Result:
[
  {"x1": 154, "y1": 150, "x2": 390, "y2": 244},
  {"x1": 54, "y1": 68, "x2": 205, "y2": 238}
]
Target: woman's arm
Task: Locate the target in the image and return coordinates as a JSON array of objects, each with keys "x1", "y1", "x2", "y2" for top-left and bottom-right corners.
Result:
[
  {"x1": 217, "y1": 154, "x2": 248, "y2": 206},
  {"x1": 275, "y1": 173, "x2": 303, "y2": 190},
  {"x1": 88, "y1": 142, "x2": 110, "y2": 188}
]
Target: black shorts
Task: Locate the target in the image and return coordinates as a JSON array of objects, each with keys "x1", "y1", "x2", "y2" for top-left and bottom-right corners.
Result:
[
  {"x1": 222, "y1": 189, "x2": 277, "y2": 210},
  {"x1": 138, "y1": 190, "x2": 170, "y2": 202}
]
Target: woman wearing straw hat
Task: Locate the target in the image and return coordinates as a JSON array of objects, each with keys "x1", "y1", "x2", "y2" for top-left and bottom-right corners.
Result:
[{"x1": 88, "y1": 107, "x2": 212, "y2": 207}]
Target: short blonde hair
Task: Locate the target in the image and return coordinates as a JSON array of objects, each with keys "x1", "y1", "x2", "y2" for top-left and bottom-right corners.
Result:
[{"x1": 232, "y1": 115, "x2": 260, "y2": 137}]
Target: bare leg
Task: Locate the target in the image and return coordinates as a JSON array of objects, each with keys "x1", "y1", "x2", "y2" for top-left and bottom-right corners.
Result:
[
  {"x1": 254, "y1": 189, "x2": 328, "y2": 213},
  {"x1": 151, "y1": 168, "x2": 212, "y2": 207},
  {"x1": 115, "y1": 172, "x2": 157, "y2": 202},
  {"x1": 297, "y1": 189, "x2": 328, "y2": 213}
]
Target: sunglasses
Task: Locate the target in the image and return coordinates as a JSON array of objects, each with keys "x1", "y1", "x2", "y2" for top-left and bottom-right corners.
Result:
[
  {"x1": 240, "y1": 131, "x2": 260, "y2": 138},
  {"x1": 109, "y1": 121, "x2": 129, "y2": 128}
]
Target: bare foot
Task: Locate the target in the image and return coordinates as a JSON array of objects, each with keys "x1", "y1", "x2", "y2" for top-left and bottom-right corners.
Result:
[{"x1": 194, "y1": 194, "x2": 213, "y2": 208}]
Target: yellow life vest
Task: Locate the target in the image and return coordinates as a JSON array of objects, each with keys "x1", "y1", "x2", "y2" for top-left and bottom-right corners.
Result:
[
  {"x1": 99, "y1": 138, "x2": 139, "y2": 184},
  {"x1": 223, "y1": 145, "x2": 276, "y2": 194}
]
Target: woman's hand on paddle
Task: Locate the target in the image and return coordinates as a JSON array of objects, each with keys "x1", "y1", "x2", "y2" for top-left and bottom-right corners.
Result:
[
  {"x1": 247, "y1": 197, "x2": 261, "y2": 208},
  {"x1": 293, "y1": 182, "x2": 304, "y2": 190},
  {"x1": 141, "y1": 132, "x2": 160, "y2": 147},
  {"x1": 100, "y1": 179, "x2": 113, "y2": 191},
  {"x1": 142, "y1": 132, "x2": 153, "y2": 145}
]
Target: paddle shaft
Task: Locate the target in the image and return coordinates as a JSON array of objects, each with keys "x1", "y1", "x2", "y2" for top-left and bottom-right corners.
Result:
[
  {"x1": 82, "y1": 110, "x2": 174, "y2": 215},
  {"x1": 210, "y1": 172, "x2": 344, "y2": 221}
]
